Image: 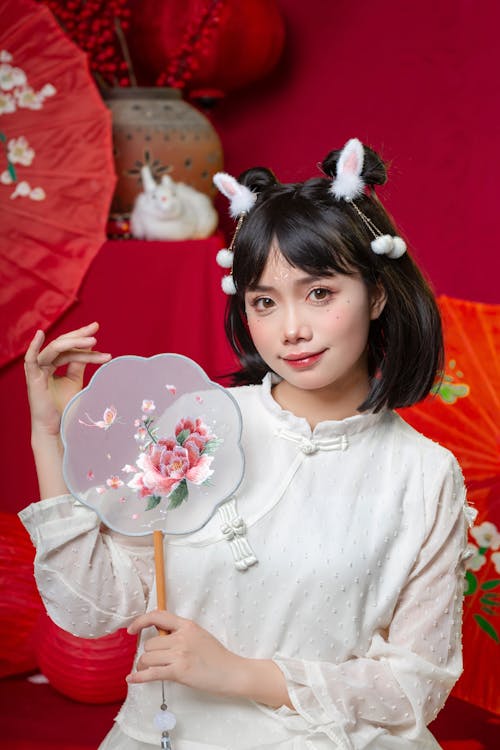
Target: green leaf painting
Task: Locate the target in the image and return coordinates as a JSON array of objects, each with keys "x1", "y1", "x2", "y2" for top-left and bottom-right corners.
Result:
[
  {"x1": 474, "y1": 614, "x2": 500, "y2": 643},
  {"x1": 464, "y1": 570, "x2": 478, "y2": 596},
  {"x1": 146, "y1": 495, "x2": 161, "y2": 511},
  {"x1": 167, "y1": 479, "x2": 188, "y2": 510}
]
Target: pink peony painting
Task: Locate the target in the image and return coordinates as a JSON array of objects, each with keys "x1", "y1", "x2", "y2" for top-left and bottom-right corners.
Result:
[{"x1": 128, "y1": 414, "x2": 221, "y2": 510}]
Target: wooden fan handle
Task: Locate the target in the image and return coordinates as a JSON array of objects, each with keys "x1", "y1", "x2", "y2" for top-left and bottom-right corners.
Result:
[{"x1": 153, "y1": 529, "x2": 168, "y2": 636}]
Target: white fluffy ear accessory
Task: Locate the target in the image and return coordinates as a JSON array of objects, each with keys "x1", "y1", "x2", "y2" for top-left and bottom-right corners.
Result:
[
  {"x1": 213, "y1": 172, "x2": 257, "y2": 218},
  {"x1": 330, "y1": 138, "x2": 365, "y2": 201}
]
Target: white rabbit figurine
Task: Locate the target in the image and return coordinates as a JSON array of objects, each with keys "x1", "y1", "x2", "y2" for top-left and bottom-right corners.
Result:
[{"x1": 130, "y1": 166, "x2": 218, "y2": 241}]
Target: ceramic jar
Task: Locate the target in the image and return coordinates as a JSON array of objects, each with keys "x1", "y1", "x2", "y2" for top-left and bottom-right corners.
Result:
[{"x1": 103, "y1": 87, "x2": 223, "y2": 216}]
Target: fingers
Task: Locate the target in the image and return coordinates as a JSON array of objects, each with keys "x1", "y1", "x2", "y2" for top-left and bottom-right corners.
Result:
[
  {"x1": 127, "y1": 609, "x2": 185, "y2": 636},
  {"x1": 127, "y1": 638, "x2": 181, "y2": 684},
  {"x1": 126, "y1": 664, "x2": 176, "y2": 684},
  {"x1": 24, "y1": 329, "x2": 46, "y2": 377},
  {"x1": 36, "y1": 336, "x2": 102, "y2": 368},
  {"x1": 25, "y1": 329, "x2": 45, "y2": 360},
  {"x1": 28, "y1": 322, "x2": 111, "y2": 371}
]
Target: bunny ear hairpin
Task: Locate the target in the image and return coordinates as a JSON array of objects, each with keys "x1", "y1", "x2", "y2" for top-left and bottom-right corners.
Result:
[
  {"x1": 213, "y1": 172, "x2": 257, "y2": 294},
  {"x1": 330, "y1": 137, "x2": 407, "y2": 259}
]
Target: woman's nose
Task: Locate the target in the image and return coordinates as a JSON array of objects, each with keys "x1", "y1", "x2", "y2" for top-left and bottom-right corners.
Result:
[{"x1": 281, "y1": 306, "x2": 312, "y2": 344}]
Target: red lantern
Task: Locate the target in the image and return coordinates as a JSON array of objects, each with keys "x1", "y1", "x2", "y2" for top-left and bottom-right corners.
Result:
[
  {"x1": 0, "y1": 513, "x2": 44, "y2": 677},
  {"x1": 127, "y1": 0, "x2": 286, "y2": 97},
  {"x1": 35, "y1": 612, "x2": 137, "y2": 703}
]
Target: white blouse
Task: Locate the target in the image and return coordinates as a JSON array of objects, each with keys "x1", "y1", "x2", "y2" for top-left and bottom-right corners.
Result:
[{"x1": 20, "y1": 375, "x2": 472, "y2": 750}]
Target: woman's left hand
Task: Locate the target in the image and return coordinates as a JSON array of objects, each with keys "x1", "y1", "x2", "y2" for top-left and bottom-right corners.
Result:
[{"x1": 126, "y1": 610, "x2": 246, "y2": 697}]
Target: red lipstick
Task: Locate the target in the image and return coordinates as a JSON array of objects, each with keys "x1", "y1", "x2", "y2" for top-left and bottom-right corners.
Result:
[{"x1": 282, "y1": 350, "x2": 326, "y2": 368}]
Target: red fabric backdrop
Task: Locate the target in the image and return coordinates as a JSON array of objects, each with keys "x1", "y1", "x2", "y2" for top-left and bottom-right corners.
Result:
[{"x1": 213, "y1": 0, "x2": 499, "y2": 307}]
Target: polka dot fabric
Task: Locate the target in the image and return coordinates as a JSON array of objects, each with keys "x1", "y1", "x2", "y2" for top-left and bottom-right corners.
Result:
[{"x1": 20, "y1": 375, "x2": 470, "y2": 749}]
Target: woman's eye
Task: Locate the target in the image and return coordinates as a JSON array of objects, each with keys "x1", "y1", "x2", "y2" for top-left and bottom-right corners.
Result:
[
  {"x1": 253, "y1": 297, "x2": 275, "y2": 310},
  {"x1": 308, "y1": 288, "x2": 332, "y2": 302}
]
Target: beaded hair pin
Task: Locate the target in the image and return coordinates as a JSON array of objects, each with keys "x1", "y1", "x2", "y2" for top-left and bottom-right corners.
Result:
[
  {"x1": 213, "y1": 139, "x2": 406, "y2": 295},
  {"x1": 330, "y1": 138, "x2": 407, "y2": 259},
  {"x1": 212, "y1": 172, "x2": 257, "y2": 294}
]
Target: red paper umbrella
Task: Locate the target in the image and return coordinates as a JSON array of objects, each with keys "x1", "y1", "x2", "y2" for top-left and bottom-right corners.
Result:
[
  {"x1": 399, "y1": 295, "x2": 500, "y2": 716},
  {"x1": 0, "y1": 0, "x2": 116, "y2": 367}
]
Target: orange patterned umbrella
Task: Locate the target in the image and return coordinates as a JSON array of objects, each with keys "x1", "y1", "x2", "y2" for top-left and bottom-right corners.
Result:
[{"x1": 399, "y1": 295, "x2": 500, "y2": 715}]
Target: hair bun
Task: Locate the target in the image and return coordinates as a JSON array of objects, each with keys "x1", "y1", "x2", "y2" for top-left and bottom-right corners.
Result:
[
  {"x1": 238, "y1": 166, "x2": 278, "y2": 192},
  {"x1": 321, "y1": 143, "x2": 387, "y2": 187}
]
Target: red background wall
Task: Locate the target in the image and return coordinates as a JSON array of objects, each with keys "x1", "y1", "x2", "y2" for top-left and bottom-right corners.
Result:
[{"x1": 214, "y1": 0, "x2": 499, "y2": 305}]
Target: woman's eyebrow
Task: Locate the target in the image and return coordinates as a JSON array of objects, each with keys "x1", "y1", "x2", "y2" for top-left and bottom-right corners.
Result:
[
  {"x1": 294, "y1": 274, "x2": 336, "y2": 285},
  {"x1": 249, "y1": 274, "x2": 335, "y2": 293}
]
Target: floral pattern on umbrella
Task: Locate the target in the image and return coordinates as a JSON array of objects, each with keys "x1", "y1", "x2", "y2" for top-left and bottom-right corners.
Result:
[
  {"x1": 0, "y1": 0, "x2": 116, "y2": 367},
  {"x1": 0, "y1": 48, "x2": 56, "y2": 201},
  {"x1": 399, "y1": 295, "x2": 500, "y2": 715}
]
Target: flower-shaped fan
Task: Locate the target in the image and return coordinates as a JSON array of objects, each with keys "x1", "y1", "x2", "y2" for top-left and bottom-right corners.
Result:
[
  {"x1": 62, "y1": 353, "x2": 244, "y2": 536},
  {"x1": 61, "y1": 353, "x2": 244, "y2": 749}
]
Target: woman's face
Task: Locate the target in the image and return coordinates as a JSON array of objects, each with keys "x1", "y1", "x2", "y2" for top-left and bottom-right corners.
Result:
[{"x1": 244, "y1": 247, "x2": 385, "y2": 400}]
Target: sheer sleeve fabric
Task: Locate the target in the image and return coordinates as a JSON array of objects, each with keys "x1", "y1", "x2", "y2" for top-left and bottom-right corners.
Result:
[
  {"x1": 19, "y1": 495, "x2": 155, "y2": 637},
  {"x1": 273, "y1": 457, "x2": 469, "y2": 749}
]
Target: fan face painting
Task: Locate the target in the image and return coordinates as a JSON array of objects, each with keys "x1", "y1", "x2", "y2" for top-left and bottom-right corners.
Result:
[{"x1": 244, "y1": 247, "x2": 385, "y2": 414}]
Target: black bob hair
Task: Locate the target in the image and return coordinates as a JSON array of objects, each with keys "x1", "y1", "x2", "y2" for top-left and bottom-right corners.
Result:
[{"x1": 224, "y1": 143, "x2": 443, "y2": 413}]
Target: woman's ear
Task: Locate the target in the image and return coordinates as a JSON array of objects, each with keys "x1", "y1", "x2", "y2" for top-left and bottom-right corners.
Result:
[{"x1": 370, "y1": 282, "x2": 387, "y2": 320}]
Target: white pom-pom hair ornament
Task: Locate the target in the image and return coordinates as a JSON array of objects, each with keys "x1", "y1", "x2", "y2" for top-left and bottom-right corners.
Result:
[
  {"x1": 371, "y1": 235, "x2": 407, "y2": 259},
  {"x1": 216, "y1": 248, "x2": 234, "y2": 268},
  {"x1": 221, "y1": 274, "x2": 237, "y2": 294},
  {"x1": 371, "y1": 235, "x2": 394, "y2": 255},
  {"x1": 390, "y1": 236, "x2": 407, "y2": 258}
]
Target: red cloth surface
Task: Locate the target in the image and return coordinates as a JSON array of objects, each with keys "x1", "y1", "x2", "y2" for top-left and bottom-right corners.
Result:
[{"x1": 0, "y1": 676, "x2": 498, "y2": 749}]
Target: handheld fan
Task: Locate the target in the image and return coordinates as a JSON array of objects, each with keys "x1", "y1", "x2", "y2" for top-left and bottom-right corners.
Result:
[{"x1": 61, "y1": 353, "x2": 245, "y2": 748}]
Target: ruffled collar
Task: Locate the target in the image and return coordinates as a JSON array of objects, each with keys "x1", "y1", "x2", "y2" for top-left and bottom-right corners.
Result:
[{"x1": 259, "y1": 372, "x2": 389, "y2": 442}]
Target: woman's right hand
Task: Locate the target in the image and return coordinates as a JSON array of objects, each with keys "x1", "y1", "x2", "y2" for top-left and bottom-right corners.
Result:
[{"x1": 24, "y1": 321, "x2": 112, "y2": 438}]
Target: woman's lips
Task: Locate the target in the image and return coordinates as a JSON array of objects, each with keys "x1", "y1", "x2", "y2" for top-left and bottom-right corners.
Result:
[{"x1": 282, "y1": 350, "x2": 326, "y2": 368}]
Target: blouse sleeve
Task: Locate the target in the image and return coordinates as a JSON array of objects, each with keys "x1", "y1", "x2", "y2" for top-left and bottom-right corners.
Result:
[
  {"x1": 19, "y1": 495, "x2": 155, "y2": 637},
  {"x1": 273, "y1": 456, "x2": 471, "y2": 749}
]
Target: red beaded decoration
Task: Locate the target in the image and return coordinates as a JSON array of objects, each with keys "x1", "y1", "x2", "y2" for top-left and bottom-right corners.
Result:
[
  {"x1": 40, "y1": 0, "x2": 132, "y2": 87},
  {"x1": 156, "y1": 0, "x2": 226, "y2": 90}
]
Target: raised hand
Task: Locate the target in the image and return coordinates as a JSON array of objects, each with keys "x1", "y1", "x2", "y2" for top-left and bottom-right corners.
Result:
[
  {"x1": 24, "y1": 322, "x2": 111, "y2": 498},
  {"x1": 24, "y1": 322, "x2": 111, "y2": 437}
]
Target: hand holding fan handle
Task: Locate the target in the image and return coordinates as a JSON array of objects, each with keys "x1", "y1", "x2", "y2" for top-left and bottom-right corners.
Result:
[
  {"x1": 153, "y1": 530, "x2": 168, "y2": 636},
  {"x1": 153, "y1": 530, "x2": 175, "y2": 748}
]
